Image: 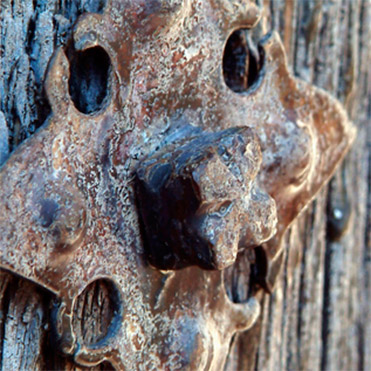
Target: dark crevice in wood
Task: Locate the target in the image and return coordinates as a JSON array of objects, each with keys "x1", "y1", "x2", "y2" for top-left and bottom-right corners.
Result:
[
  {"x1": 252, "y1": 305, "x2": 264, "y2": 371},
  {"x1": 362, "y1": 119, "x2": 370, "y2": 371},
  {"x1": 266, "y1": 292, "x2": 274, "y2": 352},
  {"x1": 61, "y1": 0, "x2": 107, "y2": 18},
  {"x1": 281, "y1": 243, "x2": 290, "y2": 367},
  {"x1": 337, "y1": 0, "x2": 356, "y2": 106},
  {"x1": 297, "y1": 204, "x2": 316, "y2": 368},
  {"x1": 301, "y1": 1, "x2": 311, "y2": 70},
  {"x1": 296, "y1": 244, "x2": 306, "y2": 366},
  {"x1": 254, "y1": 342, "x2": 259, "y2": 371},
  {"x1": 0, "y1": 274, "x2": 14, "y2": 370},
  {"x1": 42, "y1": 299, "x2": 60, "y2": 371},
  {"x1": 223, "y1": 334, "x2": 236, "y2": 371},
  {"x1": 357, "y1": 320, "x2": 365, "y2": 371},
  {"x1": 292, "y1": 1, "x2": 302, "y2": 78},
  {"x1": 25, "y1": 16, "x2": 36, "y2": 56},
  {"x1": 31, "y1": 285, "x2": 52, "y2": 371},
  {"x1": 359, "y1": 0, "x2": 370, "y2": 118},
  {"x1": 312, "y1": 3, "x2": 329, "y2": 87},
  {"x1": 365, "y1": 153, "x2": 371, "y2": 274},
  {"x1": 321, "y1": 211, "x2": 333, "y2": 371},
  {"x1": 1, "y1": 276, "x2": 16, "y2": 366},
  {"x1": 269, "y1": 0, "x2": 275, "y2": 30}
]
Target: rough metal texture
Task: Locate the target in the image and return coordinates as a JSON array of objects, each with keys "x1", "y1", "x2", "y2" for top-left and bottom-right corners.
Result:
[
  {"x1": 136, "y1": 125, "x2": 277, "y2": 270},
  {"x1": 0, "y1": 0, "x2": 355, "y2": 369}
]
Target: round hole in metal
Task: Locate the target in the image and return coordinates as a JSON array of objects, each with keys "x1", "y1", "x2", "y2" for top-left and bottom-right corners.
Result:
[
  {"x1": 223, "y1": 29, "x2": 264, "y2": 93},
  {"x1": 68, "y1": 46, "x2": 111, "y2": 115}
]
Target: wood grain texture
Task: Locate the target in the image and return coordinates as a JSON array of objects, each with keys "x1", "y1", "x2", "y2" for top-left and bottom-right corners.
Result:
[
  {"x1": 226, "y1": 1, "x2": 370, "y2": 370},
  {"x1": 0, "y1": 0, "x2": 369, "y2": 370}
]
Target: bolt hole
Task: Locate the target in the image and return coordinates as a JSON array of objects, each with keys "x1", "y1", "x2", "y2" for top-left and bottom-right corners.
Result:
[
  {"x1": 73, "y1": 279, "x2": 122, "y2": 346},
  {"x1": 224, "y1": 246, "x2": 269, "y2": 304},
  {"x1": 68, "y1": 46, "x2": 111, "y2": 114},
  {"x1": 223, "y1": 29, "x2": 264, "y2": 93}
]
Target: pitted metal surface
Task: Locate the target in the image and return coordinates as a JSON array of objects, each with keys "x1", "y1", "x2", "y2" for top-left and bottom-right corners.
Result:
[{"x1": 0, "y1": 0, "x2": 355, "y2": 369}]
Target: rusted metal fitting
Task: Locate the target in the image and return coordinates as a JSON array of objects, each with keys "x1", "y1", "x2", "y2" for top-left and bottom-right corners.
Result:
[
  {"x1": 136, "y1": 125, "x2": 277, "y2": 270},
  {"x1": 0, "y1": 0, "x2": 355, "y2": 369}
]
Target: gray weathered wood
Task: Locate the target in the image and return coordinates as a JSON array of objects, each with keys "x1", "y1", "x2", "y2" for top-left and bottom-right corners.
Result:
[{"x1": 226, "y1": 1, "x2": 370, "y2": 370}]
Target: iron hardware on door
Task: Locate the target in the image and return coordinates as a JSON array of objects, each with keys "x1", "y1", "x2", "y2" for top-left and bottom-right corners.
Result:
[{"x1": 0, "y1": 1, "x2": 355, "y2": 369}]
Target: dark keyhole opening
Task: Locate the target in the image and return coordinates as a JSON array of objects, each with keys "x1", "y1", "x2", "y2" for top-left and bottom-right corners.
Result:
[
  {"x1": 69, "y1": 46, "x2": 111, "y2": 114},
  {"x1": 223, "y1": 29, "x2": 264, "y2": 93}
]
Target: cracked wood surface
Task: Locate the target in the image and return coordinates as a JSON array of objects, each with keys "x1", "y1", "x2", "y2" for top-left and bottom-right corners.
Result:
[{"x1": 0, "y1": 0, "x2": 369, "y2": 370}]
